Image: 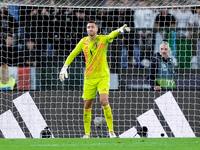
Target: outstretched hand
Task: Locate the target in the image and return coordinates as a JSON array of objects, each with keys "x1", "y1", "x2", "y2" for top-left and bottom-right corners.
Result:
[
  {"x1": 59, "y1": 65, "x2": 68, "y2": 81},
  {"x1": 117, "y1": 24, "x2": 130, "y2": 33}
]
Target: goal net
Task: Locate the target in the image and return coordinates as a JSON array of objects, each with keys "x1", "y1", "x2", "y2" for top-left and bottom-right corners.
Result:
[{"x1": 0, "y1": 0, "x2": 200, "y2": 138}]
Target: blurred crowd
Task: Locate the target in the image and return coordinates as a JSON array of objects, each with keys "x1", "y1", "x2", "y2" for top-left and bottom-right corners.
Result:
[{"x1": 1, "y1": 0, "x2": 200, "y2": 72}]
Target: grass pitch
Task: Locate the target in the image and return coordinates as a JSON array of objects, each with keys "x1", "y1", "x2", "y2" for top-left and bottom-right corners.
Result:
[{"x1": 0, "y1": 138, "x2": 200, "y2": 150}]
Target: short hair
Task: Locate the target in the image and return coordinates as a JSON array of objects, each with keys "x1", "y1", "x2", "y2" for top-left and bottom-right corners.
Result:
[
  {"x1": 159, "y1": 41, "x2": 170, "y2": 50},
  {"x1": 26, "y1": 38, "x2": 35, "y2": 43},
  {"x1": 3, "y1": 34, "x2": 13, "y2": 41},
  {"x1": 87, "y1": 20, "x2": 98, "y2": 27},
  {"x1": 3, "y1": 33, "x2": 12, "y2": 39}
]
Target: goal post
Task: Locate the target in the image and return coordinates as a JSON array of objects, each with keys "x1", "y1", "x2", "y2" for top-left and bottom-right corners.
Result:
[
  {"x1": 1, "y1": 0, "x2": 200, "y2": 7},
  {"x1": 0, "y1": 0, "x2": 200, "y2": 138}
]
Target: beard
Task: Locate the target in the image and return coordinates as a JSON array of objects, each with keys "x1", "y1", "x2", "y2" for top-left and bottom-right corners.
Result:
[{"x1": 88, "y1": 31, "x2": 95, "y2": 36}]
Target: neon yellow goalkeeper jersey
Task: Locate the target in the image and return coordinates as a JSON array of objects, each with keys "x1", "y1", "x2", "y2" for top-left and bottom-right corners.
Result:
[{"x1": 65, "y1": 30, "x2": 119, "y2": 79}]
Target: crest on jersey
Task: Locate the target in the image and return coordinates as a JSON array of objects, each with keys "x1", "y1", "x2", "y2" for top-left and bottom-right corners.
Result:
[
  {"x1": 94, "y1": 42, "x2": 97, "y2": 48},
  {"x1": 161, "y1": 63, "x2": 167, "y2": 71}
]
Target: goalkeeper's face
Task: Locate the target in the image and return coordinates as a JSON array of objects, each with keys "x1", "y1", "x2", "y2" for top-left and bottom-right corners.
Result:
[{"x1": 87, "y1": 23, "x2": 98, "y2": 37}]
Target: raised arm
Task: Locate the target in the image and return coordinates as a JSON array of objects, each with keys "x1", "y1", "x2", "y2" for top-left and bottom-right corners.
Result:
[{"x1": 106, "y1": 24, "x2": 130, "y2": 43}]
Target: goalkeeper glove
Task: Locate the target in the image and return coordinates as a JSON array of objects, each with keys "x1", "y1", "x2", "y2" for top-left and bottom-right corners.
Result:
[
  {"x1": 59, "y1": 64, "x2": 68, "y2": 81},
  {"x1": 117, "y1": 24, "x2": 130, "y2": 33}
]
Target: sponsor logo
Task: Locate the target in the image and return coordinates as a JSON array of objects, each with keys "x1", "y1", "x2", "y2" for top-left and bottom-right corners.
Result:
[
  {"x1": 119, "y1": 91, "x2": 195, "y2": 138},
  {"x1": 102, "y1": 88, "x2": 107, "y2": 92},
  {"x1": 0, "y1": 92, "x2": 52, "y2": 138}
]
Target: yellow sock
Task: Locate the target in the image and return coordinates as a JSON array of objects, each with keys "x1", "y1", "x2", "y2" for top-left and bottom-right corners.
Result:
[
  {"x1": 103, "y1": 104, "x2": 113, "y2": 132},
  {"x1": 84, "y1": 108, "x2": 92, "y2": 135}
]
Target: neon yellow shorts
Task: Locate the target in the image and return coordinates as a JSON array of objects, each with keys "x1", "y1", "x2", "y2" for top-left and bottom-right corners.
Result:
[{"x1": 82, "y1": 76, "x2": 110, "y2": 100}]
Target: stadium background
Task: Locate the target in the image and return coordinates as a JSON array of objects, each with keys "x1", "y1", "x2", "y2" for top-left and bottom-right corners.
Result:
[{"x1": 0, "y1": 0, "x2": 200, "y2": 138}]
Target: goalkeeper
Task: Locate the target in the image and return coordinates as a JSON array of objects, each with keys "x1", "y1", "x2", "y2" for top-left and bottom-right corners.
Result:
[{"x1": 60, "y1": 21, "x2": 130, "y2": 138}]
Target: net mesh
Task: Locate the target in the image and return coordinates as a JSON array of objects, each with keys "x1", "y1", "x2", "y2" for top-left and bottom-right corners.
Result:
[
  {"x1": 1, "y1": 0, "x2": 200, "y2": 7},
  {"x1": 0, "y1": 0, "x2": 200, "y2": 138}
]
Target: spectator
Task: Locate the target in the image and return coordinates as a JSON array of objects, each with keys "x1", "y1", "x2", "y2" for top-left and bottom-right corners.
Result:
[
  {"x1": 0, "y1": 34, "x2": 18, "y2": 66},
  {"x1": 0, "y1": 4, "x2": 18, "y2": 35},
  {"x1": 8, "y1": 5, "x2": 20, "y2": 21},
  {"x1": 169, "y1": 7, "x2": 194, "y2": 68},
  {"x1": 48, "y1": 5, "x2": 62, "y2": 57},
  {"x1": 194, "y1": 6, "x2": 200, "y2": 26},
  {"x1": 0, "y1": 64, "x2": 16, "y2": 90},
  {"x1": 18, "y1": 2, "x2": 38, "y2": 39},
  {"x1": 19, "y1": 4, "x2": 51, "y2": 55},
  {"x1": 154, "y1": 7, "x2": 176, "y2": 55},
  {"x1": 0, "y1": 64, "x2": 9, "y2": 84},
  {"x1": 133, "y1": 3, "x2": 157, "y2": 68},
  {"x1": 96, "y1": 8, "x2": 109, "y2": 34},
  {"x1": 146, "y1": 41, "x2": 176, "y2": 91},
  {"x1": 114, "y1": 8, "x2": 134, "y2": 28},
  {"x1": 104, "y1": 8, "x2": 134, "y2": 71},
  {"x1": 193, "y1": 6, "x2": 200, "y2": 68},
  {"x1": 169, "y1": 7, "x2": 194, "y2": 38},
  {"x1": 71, "y1": 8, "x2": 89, "y2": 48},
  {"x1": 49, "y1": 6, "x2": 72, "y2": 57},
  {"x1": 37, "y1": 7, "x2": 51, "y2": 55},
  {"x1": 155, "y1": 8, "x2": 176, "y2": 28},
  {"x1": 19, "y1": 39, "x2": 40, "y2": 67}
]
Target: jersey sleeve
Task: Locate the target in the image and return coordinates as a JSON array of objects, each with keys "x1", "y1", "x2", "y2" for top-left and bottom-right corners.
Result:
[
  {"x1": 105, "y1": 30, "x2": 120, "y2": 43},
  {"x1": 64, "y1": 39, "x2": 84, "y2": 66}
]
